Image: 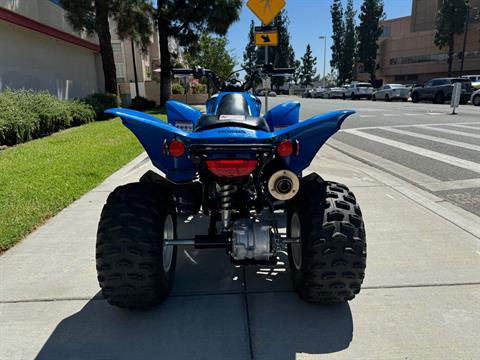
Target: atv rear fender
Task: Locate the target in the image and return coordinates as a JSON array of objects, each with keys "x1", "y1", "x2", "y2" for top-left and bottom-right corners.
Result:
[{"x1": 105, "y1": 108, "x2": 354, "y2": 182}]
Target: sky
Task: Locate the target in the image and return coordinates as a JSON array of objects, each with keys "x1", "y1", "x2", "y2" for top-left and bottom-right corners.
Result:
[{"x1": 227, "y1": 0, "x2": 413, "y2": 76}]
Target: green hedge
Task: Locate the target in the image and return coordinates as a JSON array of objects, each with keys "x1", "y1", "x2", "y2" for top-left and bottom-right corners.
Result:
[
  {"x1": 0, "y1": 90, "x2": 101, "y2": 146},
  {"x1": 172, "y1": 82, "x2": 186, "y2": 94},
  {"x1": 82, "y1": 93, "x2": 120, "y2": 120}
]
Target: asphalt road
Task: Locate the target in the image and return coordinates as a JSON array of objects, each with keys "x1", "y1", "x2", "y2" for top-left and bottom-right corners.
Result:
[{"x1": 268, "y1": 96, "x2": 480, "y2": 216}]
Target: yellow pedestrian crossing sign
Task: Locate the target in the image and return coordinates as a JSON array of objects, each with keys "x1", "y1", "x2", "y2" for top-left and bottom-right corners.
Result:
[
  {"x1": 247, "y1": 0, "x2": 286, "y2": 25},
  {"x1": 255, "y1": 30, "x2": 279, "y2": 46}
]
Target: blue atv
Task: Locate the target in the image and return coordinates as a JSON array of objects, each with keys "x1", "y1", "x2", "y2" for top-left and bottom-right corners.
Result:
[{"x1": 96, "y1": 65, "x2": 366, "y2": 308}]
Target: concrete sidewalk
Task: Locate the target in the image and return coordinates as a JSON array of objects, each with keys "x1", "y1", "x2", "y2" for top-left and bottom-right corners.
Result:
[{"x1": 1, "y1": 146, "x2": 480, "y2": 360}]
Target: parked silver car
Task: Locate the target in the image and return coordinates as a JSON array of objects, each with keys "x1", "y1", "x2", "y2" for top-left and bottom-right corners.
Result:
[
  {"x1": 372, "y1": 84, "x2": 410, "y2": 102},
  {"x1": 323, "y1": 86, "x2": 348, "y2": 99},
  {"x1": 311, "y1": 87, "x2": 327, "y2": 98},
  {"x1": 345, "y1": 83, "x2": 374, "y2": 100},
  {"x1": 471, "y1": 89, "x2": 480, "y2": 106}
]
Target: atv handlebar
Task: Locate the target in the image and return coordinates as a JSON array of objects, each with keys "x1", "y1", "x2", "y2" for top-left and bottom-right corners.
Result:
[
  {"x1": 260, "y1": 64, "x2": 295, "y2": 75},
  {"x1": 172, "y1": 65, "x2": 294, "y2": 93},
  {"x1": 172, "y1": 69, "x2": 195, "y2": 76},
  {"x1": 271, "y1": 68, "x2": 295, "y2": 75}
]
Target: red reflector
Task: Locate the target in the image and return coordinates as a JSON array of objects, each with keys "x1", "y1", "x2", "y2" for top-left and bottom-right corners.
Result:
[
  {"x1": 276, "y1": 140, "x2": 294, "y2": 157},
  {"x1": 206, "y1": 160, "x2": 257, "y2": 178},
  {"x1": 168, "y1": 140, "x2": 185, "y2": 157}
]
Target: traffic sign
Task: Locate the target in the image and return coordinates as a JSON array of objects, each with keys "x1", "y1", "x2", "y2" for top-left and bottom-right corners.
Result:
[
  {"x1": 247, "y1": 0, "x2": 286, "y2": 25},
  {"x1": 255, "y1": 30, "x2": 279, "y2": 46}
]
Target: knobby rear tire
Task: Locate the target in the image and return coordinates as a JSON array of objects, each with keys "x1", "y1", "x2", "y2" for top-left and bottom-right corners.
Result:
[
  {"x1": 96, "y1": 183, "x2": 177, "y2": 309},
  {"x1": 287, "y1": 174, "x2": 366, "y2": 304}
]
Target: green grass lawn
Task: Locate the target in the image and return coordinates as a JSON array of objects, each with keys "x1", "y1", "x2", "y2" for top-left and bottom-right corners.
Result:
[{"x1": 0, "y1": 114, "x2": 166, "y2": 252}]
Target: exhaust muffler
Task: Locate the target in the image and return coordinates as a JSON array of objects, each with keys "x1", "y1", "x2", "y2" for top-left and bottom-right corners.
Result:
[{"x1": 267, "y1": 170, "x2": 300, "y2": 201}]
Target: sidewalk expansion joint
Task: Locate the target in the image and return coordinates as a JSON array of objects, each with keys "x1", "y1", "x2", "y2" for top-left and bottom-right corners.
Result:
[
  {"x1": 2, "y1": 282, "x2": 480, "y2": 304},
  {"x1": 242, "y1": 265, "x2": 255, "y2": 360}
]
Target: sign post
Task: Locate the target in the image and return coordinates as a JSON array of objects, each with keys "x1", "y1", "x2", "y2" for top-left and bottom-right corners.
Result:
[
  {"x1": 247, "y1": 0, "x2": 285, "y2": 113},
  {"x1": 450, "y1": 82, "x2": 462, "y2": 115}
]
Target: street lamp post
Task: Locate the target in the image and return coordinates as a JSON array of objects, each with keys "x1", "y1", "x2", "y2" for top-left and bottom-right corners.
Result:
[{"x1": 319, "y1": 36, "x2": 327, "y2": 88}]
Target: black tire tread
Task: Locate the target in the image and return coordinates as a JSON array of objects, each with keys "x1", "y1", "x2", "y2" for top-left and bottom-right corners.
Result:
[
  {"x1": 96, "y1": 182, "x2": 176, "y2": 308},
  {"x1": 289, "y1": 173, "x2": 366, "y2": 304}
]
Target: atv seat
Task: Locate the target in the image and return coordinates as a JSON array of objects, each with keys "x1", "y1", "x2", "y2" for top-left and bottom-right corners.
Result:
[{"x1": 194, "y1": 115, "x2": 271, "y2": 132}]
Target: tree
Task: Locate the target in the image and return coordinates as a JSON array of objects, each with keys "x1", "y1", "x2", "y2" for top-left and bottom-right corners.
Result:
[
  {"x1": 156, "y1": 0, "x2": 242, "y2": 105},
  {"x1": 272, "y1": 10, "x2": 295, "y2": 89},
  {"x1": 341, "y1": 0, "x2": 356, "y2": 84},
  {"x1": 61, "y1": 0, "x2": 153, "y2": 94},
  {"x1": 357, "y1": 0, "x2": 384, "y2": 81},
  {"x1": 185, "y1": 33, "x2": 236, "y2": 80},
  {"x1": 255, "y1": 10, "x2": 296, "y2": 90},
  {"x1": 292, "y1": 59, "x2": 302, "y2": 85},
  {"x1": 434, "y1": 0, "x2": 469, "y2": 77},
  {"x1": 330, "y1": 0, "x2": 344, "y2": 83},
  {"x1": 319, "y1": 72, "x2": 338, "y2": 88},
  {"x1": 299, "y1": 44, "x2": 317, "y2": 87},
  {"x1": 243, "y1": 20, "x2": 258, "y2": 81}
]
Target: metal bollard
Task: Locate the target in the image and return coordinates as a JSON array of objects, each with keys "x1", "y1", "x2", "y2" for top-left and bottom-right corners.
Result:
[{"x1": 450, "y1": 82, "x2": 462, "y2": 115}]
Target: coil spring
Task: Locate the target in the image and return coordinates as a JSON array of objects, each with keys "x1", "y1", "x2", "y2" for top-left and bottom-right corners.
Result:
[{"x1": 219, "y1": 184, "x2": 237, "y2": 211}]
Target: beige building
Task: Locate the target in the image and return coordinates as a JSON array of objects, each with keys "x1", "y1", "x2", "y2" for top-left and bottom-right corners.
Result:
[
  {"x1": 0, "y1": 0, "x2": 103, "y2": 98},
  {"x1": 111, "y1": 21, "x2": 185, "y2": 105},
  {"x1": 356, "y1": 0, "x2": 480, "y2": 84}
]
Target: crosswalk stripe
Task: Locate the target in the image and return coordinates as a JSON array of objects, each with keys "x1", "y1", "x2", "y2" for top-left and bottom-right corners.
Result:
[
  {"x1": 381, "y1": 127, "x2": 480, "y2": 152},
  {"x1": 419, "y1": 126, "x2": 480, "y2": 139},
  {"x1": 445, "y1": 124, "x2": 480, "y2": 131},
  {"x1": 344, "y1": 129, "x2": 480, "y2": 173},
  {"x1": 327, "y1": 139, "x2": 439, "y2": 184},
  {"x1": 344, "y1": 122, "x2": 480, "y2": 132}
]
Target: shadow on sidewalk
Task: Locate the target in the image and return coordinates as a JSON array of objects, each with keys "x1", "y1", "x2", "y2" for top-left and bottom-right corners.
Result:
[
  {"x1": 35, "y1": 231, "x2": 352, "y2": 359},
  {"x1": 245, "y1": 254, "x2": 353, "y2": 359},
  {"x1": 248, "y1": 292, "x2": 353, "y2": 359}
]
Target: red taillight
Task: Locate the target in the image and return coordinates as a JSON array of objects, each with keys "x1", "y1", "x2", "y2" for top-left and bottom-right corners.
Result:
[
  {"x1": 206, "y1": 159, "x2": 257, "y2": 178},
  {"x1": 276, "y1": 140, "x2": 294, "y2": 157},
  {"x1": 168, "y1": 140, "x2": 185, "y2": 157}
]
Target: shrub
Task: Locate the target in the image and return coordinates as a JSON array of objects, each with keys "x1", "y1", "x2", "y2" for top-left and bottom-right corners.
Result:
[
  {"x1": 69, "y1": 100, "x2": 96, "y2": 126},
  {"x1": 0, "y1": 90, "x2": 38, "y2": 146},
  {"x1": 82, "y1": 93, "x2": 120, "y2": 120},
  {"x1": 0, "y1": 89, "x2": 98, "y2": 146},
  {"x1": 189, "y1": 79, "x2": 207, "y2": 94},
  {"x1": 129, "y1": 96, "x2": 156, "y2": 111},
  {"x1": 171, "y1": 82, "x2": 185, "y2": 94},
  {"x1": 29, "y1": 91, "x2": 73, "y2": 136}
]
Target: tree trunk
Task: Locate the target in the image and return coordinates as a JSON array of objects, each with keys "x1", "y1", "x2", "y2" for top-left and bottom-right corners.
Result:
[
  {"x1": 94, "y1": 0, "x2": 117, "y2": 94},
  {"x1": 447, "y1": 35, "x2": 454, "y2": 77},
  {"x1": 158, "y1": 20, "x2": 171, "y2": 106}
]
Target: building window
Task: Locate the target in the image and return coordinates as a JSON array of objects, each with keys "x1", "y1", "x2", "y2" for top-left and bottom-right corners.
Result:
[
  {"x1": 112, "y1": 42, "x2": 123, "y2": 54},
  {"x1": 382, "y1": 26, "x2": 391, "y2": 37},
  {"x1": 116, "y1": 63, "x2": 125, "y2": 82}
]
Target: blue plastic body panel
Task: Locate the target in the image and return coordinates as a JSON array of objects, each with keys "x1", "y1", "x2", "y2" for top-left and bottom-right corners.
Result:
[
  {"x1": 264, "y1": 101, "x2": 300, "y2": 130},
  {"x1": 166, "y1": 100, "x2": 202, "y2": 128},
  {"x1": 106, "y1": 101, "x2": 355, "y2": 182}
]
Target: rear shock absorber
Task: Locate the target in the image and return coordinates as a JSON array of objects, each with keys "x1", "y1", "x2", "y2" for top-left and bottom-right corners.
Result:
[{"x1": 218, "y1": 184, "x2": 237, "y2": 231}]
